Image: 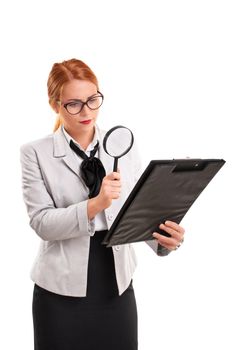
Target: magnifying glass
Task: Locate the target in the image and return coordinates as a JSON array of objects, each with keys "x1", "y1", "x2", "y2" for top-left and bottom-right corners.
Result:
[{"x1": 103, "y1": 125, "x2": 134, "y2": 172}]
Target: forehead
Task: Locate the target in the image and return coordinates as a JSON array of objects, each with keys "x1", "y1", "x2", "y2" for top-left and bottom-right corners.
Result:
[{"x1": 61, "y1": 79, "x2": 97, "y2": 100}]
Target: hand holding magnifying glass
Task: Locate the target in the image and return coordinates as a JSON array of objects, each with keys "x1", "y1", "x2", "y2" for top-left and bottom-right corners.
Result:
[
  {"x1": 103, "y1": 125, "x2": 134, "y2": 172},
  {"x1": 87, "y1": 125, "x2": 134, "y2": 217}
]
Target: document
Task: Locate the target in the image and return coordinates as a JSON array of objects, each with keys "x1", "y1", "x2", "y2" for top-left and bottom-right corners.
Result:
[{"x1": 102, "y1": 159, "x2": 225, "y2": 247}]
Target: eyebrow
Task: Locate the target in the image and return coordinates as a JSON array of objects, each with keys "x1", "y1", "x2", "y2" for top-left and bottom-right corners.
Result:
[{"x1": 65, "y1": 93, "x2": 99, "y2": 102}]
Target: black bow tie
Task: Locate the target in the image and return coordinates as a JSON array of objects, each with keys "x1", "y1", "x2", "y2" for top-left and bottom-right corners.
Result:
[{"x1": 70, "y1": 139, "x2": 106, "y2": 198}]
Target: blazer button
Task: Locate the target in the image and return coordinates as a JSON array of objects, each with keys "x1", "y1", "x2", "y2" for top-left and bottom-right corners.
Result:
[
  {"x1": 107, "y1": 214, "x2": 114, "y2": 221},
  {"x1": 114, "y1": 245, "x2": 120, "y2": 251}
]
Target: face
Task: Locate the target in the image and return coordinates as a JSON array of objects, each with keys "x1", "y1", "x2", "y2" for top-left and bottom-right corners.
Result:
[{"x1": 56, "y1": 79, "x2": 100, "y2": 137}]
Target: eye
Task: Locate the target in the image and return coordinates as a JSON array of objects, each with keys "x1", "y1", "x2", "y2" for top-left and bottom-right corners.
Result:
[
  {"x1": 89, "y1": 96, "x2": 98, "y2": 102},
  {"x1": 87, "y1": 96, "x2": 102, "y2": 107},
  {"x1": 65, "y1": 102, "x2": 83, "y2": 112},
  {"x1": 88, "y1": 99, "x2": 95, "y2": 103},
  {"x1": 64, "y1": 101, "x2": 83, "y2": 114},
  {"x1": 68, "y1": 101, "x2": 82, "y2": 108}
]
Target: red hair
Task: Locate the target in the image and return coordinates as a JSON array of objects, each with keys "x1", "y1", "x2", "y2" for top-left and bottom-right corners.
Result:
[{"x1": 47, "y1": 58, "x2": 99, "y2": 131}]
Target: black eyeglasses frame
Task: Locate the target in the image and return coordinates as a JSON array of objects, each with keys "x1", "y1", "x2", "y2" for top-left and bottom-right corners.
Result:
[{"x1": 61, "y1": 91, "x2": 104, "y2": 115}]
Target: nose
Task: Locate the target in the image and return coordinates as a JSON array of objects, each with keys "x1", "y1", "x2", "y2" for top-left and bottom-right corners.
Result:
[{"x1": 79, "y1": 103, "x2": 89, "y2": 117}]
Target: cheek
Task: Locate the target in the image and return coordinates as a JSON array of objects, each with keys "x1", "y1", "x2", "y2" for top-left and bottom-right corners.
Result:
[
  {"x1": 59, "y1": 113, "x2": 74, "y2": 128},
  {"x1": 93, "y1": 110, "x2": 99, "y2": 119}
]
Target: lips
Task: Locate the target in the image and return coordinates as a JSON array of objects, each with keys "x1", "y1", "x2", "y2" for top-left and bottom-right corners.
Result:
[{"x1": 80, "y1": 120, "x2": 92, "y2": 124}]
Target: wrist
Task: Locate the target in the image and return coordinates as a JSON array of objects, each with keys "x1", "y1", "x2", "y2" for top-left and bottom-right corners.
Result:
[{"x1": 87, "y1": 197, "x2": 104, "y2": 220}]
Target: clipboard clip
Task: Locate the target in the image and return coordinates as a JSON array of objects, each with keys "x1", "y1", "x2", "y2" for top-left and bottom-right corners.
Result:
[{"x1": 172, "y1": 159, "x2": 207, "y2": 172}]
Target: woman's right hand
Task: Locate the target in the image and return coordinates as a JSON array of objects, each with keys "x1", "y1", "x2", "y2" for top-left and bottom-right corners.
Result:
[
  {"x1": 87, "y1": 172, "x2": 121, "y2": 220},
  {"x1": 97, "y1": 171, "x2": 121, "y2": 209}
]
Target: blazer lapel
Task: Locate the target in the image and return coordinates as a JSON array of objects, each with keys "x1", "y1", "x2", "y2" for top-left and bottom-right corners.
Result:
[{"x1": 53, "y1": 127, "x2": 83, "y2": 180}]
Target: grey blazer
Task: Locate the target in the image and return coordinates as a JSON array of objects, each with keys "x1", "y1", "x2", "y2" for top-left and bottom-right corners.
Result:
[{"x1": 20, "y1": 125, "x2": 161, "y2": 296}]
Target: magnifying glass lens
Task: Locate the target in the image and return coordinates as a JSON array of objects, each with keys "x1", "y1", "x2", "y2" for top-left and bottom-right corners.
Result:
[
  {"x1": 103, "y1": 125, "x2": 134, "y2": 172},
  {"x1": 105, "y1": 127, "x2": 133, "y2": 157}
]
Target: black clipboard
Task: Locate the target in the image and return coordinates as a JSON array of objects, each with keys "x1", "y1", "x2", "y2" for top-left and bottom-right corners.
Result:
[{"x1": 102, "y1": 158, "x2": 225, "y2": 247}]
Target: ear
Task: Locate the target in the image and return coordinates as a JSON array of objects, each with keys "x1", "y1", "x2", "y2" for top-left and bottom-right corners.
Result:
[
  {"x1": 53, "y1": 102, "x2": 60, "y2": 114},
  {"x1": 49, "y1": 99, "x2": 60, "y2": 114}
]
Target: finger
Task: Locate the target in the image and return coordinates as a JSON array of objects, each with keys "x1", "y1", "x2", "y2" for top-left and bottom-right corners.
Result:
[
  {"x1": 163, "y1": 221, "x2": 185, "y2": 234},
  {"x1": 107, "y1": 172, "x2": 121, "y2": 181},
  {"x1": 109, "y1": 188, "x2": 121, "y2": 198},
  {"x1": 153, "y1": 232, "x2": 177, "y2": 247},
  {"x1": 102, "y1": 188, "x2": 121, "y2": 199},
  {"x1": 108, "y1": 181, "x2": 121, "y2": 188},
  {"x1": 112, "y1": 192, "x2": 121, "y2": 199},
  {"x1": 153, "y1": 230, "x2": 185, "y2": 250},
  {"x1": 103, "y1": 187, "x2": 121, "y2": 197},
  {"x1": 110, "y1": 187, "x2": 121, "y2": 193},
  {"x1": 103, "y1": 172, "x2": 120, "y2": 181},
  {"x1": 158, "y1": 242, "x2": 177, "y2": 251},
  {"x1": 159, "y1": 224, "x2": 182, "y2": 241}
]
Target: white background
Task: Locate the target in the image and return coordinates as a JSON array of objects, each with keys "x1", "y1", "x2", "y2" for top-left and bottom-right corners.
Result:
[{"x1": 0, "y1": 1, "x2": 232, "y2": 349}]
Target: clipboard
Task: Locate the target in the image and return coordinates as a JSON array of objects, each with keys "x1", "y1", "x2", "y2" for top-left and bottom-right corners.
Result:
[{"x1": 102, "y1": 158, "x2": 225, "y2": 247}]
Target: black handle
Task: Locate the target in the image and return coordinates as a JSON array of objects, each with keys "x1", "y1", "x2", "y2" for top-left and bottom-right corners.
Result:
[{"x1": 113, "y1": 157, "x2": 118, "y2": 172}]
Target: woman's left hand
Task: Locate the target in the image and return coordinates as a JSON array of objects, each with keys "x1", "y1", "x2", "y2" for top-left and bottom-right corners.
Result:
[{"x1": 152, "y1": 221, "x2": 185, "y2": 251}]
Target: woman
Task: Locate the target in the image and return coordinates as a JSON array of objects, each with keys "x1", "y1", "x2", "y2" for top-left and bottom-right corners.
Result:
[{"x1": 20, "y1": 58, "x2": 185, "y2": 350}]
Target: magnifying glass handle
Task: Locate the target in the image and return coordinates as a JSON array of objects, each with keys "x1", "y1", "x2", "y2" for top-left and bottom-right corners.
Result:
[{"x1": 113, "y1": 157, "x2": 118, "y2": 172}]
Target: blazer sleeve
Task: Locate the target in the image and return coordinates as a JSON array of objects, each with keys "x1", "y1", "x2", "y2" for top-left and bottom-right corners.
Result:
[
  {"x1": 132, "y1": 142, "x2": 170, "y2": 257},
  {"x1": 20, "y1": 143, "x2": 95, "y2": 241}
]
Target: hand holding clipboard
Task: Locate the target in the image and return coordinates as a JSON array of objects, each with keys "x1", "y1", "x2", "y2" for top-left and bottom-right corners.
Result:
[{"x1": 102, "y1": 158, "x2": 225, "y2": 247}]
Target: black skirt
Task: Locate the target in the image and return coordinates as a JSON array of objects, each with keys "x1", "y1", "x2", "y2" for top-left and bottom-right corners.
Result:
[{"x1": 32, "y1": 230, "x2": 138, "y2": 350}]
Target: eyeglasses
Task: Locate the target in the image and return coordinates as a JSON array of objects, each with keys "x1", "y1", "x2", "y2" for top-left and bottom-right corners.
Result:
[{"x1": 60, "y1": 91, "x2": 104, "y2": 115}]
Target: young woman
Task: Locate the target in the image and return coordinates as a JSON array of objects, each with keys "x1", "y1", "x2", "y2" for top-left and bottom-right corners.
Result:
[{"x1": 20, "y1": 58, "x2": 185, "y2": 350}]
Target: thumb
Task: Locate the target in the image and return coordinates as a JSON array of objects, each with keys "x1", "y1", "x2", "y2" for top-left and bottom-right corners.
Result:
[{"x1": 108, "y1": 171, "x2": 120, "y2": 180}]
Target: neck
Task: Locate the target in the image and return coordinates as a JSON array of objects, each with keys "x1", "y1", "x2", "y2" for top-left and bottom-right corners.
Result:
[{"x1": 65, "y1": 126, "x2": 95, "y2": 150}]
